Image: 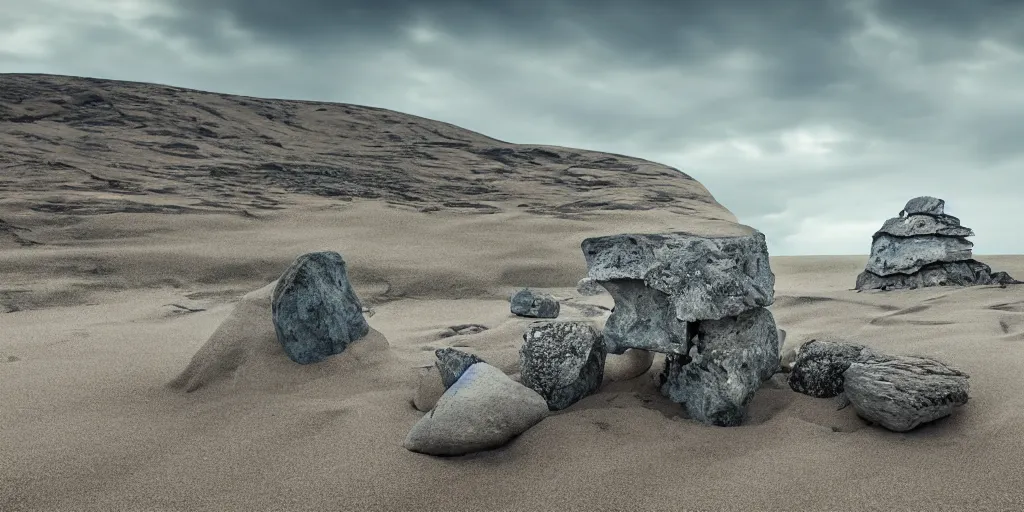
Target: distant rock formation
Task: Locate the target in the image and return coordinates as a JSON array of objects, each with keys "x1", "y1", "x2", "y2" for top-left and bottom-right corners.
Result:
[
  {"x1": 582, "y1": 231, "x2": 779, "y2": 426},
  {"x1": 856, "y1": 196, "x2": 1019, "y2": 290}
]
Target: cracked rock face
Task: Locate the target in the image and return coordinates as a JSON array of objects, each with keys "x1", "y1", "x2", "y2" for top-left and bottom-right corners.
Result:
[
  {"x1": 519, "y1": 321, "x2": 606, "y2": 411},
  {"x1": 856, "y1": 196, "x2": 1019, "y2": 290},
  {"x1": 582, "y1": 231, "x2": 774, "y2": 356},
  {"x1": 271, "y1": 251, "x2": 370, "y2": 365},
  {"x1": 659, "y1": 307, "x2": 780, "y2": 427},
  {"x1": 843, "y1": 354, "x2": 970, "y2": 432}
]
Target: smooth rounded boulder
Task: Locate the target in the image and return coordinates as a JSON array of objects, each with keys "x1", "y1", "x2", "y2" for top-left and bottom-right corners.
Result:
[
  {"x1": 404, "y1": 363, "x2": 549, "y2": 456},
  {"x1": 271, "y1": 251, "x2": 370, "y2": 364}
]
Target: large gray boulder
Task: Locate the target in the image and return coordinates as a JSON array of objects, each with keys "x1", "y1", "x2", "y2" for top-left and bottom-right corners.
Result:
[
  {"x1": 856, "y1": 197, "x2": 1019, "y2": 290},
  {"x1": 403, "y1": 363, "x2": 549, "y2": 456},
  {"x1": 583, "y1": 232, "x2": 774, "y2": 323},
  {"x1": 271, "y1": 251, "x2": 370, "y2": 364},
  {"x1": 582, "y1": 231, "x2": 774, "y2": 356},
  {"x1": 510, "y1": 288, "x2": 560, "y2": 318},
  {"x1": 434, "y1": 347, "x2": 485, "y2": 389},
  {"x1": 659, "y1": 308, "x2": 780, "y2": 427},
  {"x1": 844, "y1": 354, "x2": 970, "y2": 432},
  {"x1": 519, "y1": 321, "x2": 606, "y2": 410},
  {"x1": 787, "y1": 339, "x2": 873, "y2": 398}
]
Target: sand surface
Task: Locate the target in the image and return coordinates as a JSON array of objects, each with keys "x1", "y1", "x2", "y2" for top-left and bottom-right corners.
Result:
[
  {"x1": 2, "y1": 200, "x2": 1023, "y2": 511},
  {"x1": 3, "y1": 74, "x2": 1024, "y2": 511}
]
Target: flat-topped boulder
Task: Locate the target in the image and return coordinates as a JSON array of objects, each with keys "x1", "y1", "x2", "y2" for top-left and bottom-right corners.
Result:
[
  {"x1": 583, "y1": 230, "x2": 778, "y2": 426},
  {"x1": 856, "y1": 197, "x2": 1019, "y2": 290}
]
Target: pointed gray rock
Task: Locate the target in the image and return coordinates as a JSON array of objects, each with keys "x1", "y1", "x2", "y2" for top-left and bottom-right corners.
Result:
[
  {"x1": 510, "y1": 288, "x2": 560, "y2": 318},
  {"x1": 519, "y1": 321, "x2": 606, "y2": 410},
  {"x1": 844, "y1": 354, "x2": 970, "y2": 432},
  {"x1": 271, "y1": 251, "x2": 369, "y2": 364},
  {"x1": 403, "y1": 363, "x2": 549, "y2": 456},
  {"x1": 434, "y1": 347, "x2": 485, "y2": 389},
  {"x1": 659, "y1": 307, "x2": 779, "y2": 426}
]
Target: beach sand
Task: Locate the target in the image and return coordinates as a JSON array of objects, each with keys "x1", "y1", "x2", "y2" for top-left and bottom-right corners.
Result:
[{"x1": 2, "y1": 199, "x2": 1023, "y2": 512}]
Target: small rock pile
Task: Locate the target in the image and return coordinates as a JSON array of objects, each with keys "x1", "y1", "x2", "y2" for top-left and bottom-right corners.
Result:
[
  {"x1": 582, "y1": 231, "x2": 780, "y2": 426},
  {"x1": 856, "y1": 196, "x2": 1019, "y2": 291},
  {"x1": 787, "y1": 339, "x2": 970, "y2": 431}
]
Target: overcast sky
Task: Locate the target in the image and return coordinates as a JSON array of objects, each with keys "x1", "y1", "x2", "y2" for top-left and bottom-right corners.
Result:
[{"x1": 2, "y1": 0, "x2": 1022, "y2": 255}]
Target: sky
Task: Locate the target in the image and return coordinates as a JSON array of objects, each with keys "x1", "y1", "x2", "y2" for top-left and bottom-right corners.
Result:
[{"x1": 2, "y1": 0, "x2": 1023, "y2": 256}]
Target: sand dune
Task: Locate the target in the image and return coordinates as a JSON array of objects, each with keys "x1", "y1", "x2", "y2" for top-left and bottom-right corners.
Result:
[{"x1": 2, "y1": 75, "x2": 1024, "y2": 511}]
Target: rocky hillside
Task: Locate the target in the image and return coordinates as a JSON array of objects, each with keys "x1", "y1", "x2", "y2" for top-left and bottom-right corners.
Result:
[{"x1": 0, "y1": 73, "x2": 733, "y2": 247}]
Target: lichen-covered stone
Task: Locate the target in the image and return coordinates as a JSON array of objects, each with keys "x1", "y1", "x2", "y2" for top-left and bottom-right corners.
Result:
[
  {"x1": 844, "y1": 354, "x2": 970, "y2": 432},
  {"x1": 787, "y1": 339, "x2": 872, "y2": 398},
  {"x1": 519, "y1": 321, "x2": 606, "y2": 410},
  {"x1": 271, "y1": 251, "x2": 369, "y2": 365},
  {"x1": 510, "y1": 288, "x2": 560, "y2": 318},
  {"x1": 659, "y1": 307, "x2": 779, "y2": 426},
  {"x1": 435, "y1": 347, "x2": 485, "y2": 389}
]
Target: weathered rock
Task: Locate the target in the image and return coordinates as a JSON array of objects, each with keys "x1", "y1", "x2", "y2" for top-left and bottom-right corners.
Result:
[
  {"x1": 901, "y1": 196, "x2": 945, "y2": 217},
  {"x1": 404, "y1": 362, "x2": 549, "y2": 456},
  {"x1": 581, "y1": 231, "x2": 774, "y2": 356},
  {"x1": 576, "y1": 277, "x2": 605, "y2": 296},
  {"x1": 583, "y1": 231, "x2": 774, "y2": 323},
  {"x1": 271, "y1": 251, "x2": 369, "y2": 365},
  {"x1": 413, "y1": 365, "x2": 445, "y2": 412},
  {"x1": 856, "y1": 259, "x2": 1020, "y2": 291},
  {"x1": 876, "y1": 214, "x2": 974, "y2": 239},
  {"x1": 844, "y1": 354, "x2": 970, "y2": 432},
  {"x1": 659, "y1": 307, "x2": 779, "y2": 426},
  {"x1": 865, "y1": 234, "x2": 974, "y2": 276},
  {"x1": 857, "y1": 197, "x2": 1018, "y2": 290},
  {"x1": 519, "y1": 321, "x2": 606, "y2": 410},
  {"x1": 787, "y1": 339, "x2": 872, "y2": 398},
  {"x1": 510, "y1": 288, "x2": 560, "y2": 318},
  {"x1": 435, "y1": 347, "x2": 485, "y2": 389}
]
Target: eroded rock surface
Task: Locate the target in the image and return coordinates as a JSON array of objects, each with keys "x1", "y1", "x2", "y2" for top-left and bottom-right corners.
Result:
[
  {"x1": 659, "y1": 308, "x2": 780, "y2": 427},
  {"x1": 856, "y1": 196, "x2": 1019, "y2": 290},
  {"x1": 576, "y1": 277, "x2": 605, "y2": 296},
  {"x1": 519, "y1": 321, "x2": 606, "y2": 410},
  {"x1": 844, "y1": 354, "x2": 970, "y2": 432},
  {"x1": 271, "y1": 251, "x2": 369, "y2": 364}
]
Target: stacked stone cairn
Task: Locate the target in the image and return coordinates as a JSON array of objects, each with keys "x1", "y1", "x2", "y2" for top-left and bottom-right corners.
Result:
[
  {"x1": 581, "y1": 231, "x2": 780, "y2": 427},
  {"x1": 856, "y1": 196, "x2": 1019, "y2": 291}
]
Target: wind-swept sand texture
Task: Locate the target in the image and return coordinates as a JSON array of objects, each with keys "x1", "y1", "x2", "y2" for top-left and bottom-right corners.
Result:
[{"x1": 2, "y1": 74, "x2": 1024, "y2": 511}]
